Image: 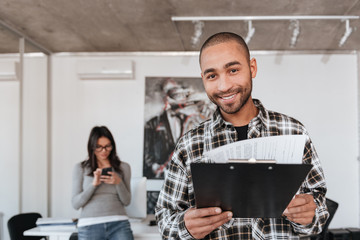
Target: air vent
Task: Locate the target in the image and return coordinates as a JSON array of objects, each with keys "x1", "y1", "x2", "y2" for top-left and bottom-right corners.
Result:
[
  {"x1": 0, "y1": 60, "x2": 17, "y2": 81},
  {"x1": 76, "y1": 59, "x2": 134, "y2": 80}
]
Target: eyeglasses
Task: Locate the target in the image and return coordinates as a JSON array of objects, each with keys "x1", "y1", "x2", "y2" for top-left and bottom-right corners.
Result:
[{"x1": 94, "y1": 144, "x2": 113, "y2": 152}]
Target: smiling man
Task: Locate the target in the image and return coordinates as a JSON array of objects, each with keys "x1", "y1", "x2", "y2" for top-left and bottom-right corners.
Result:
[{"x1": 155, "y1": 32, "x2": 329, "y2": 239}]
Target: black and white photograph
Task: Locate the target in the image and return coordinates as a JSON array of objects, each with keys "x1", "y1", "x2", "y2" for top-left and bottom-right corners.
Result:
[{"x1": 143, "y1": 77, "x2": 215, "y2": 179}]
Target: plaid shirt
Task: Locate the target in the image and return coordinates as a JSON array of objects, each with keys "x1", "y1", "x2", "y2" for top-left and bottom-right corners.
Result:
[{"x1": 155, "y1": 99, "x2": 329, "y2": 240}]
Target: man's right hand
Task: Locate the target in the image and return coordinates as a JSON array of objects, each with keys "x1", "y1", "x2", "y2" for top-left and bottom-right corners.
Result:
[{"x1": 184, "y1": 207, "x2": 233, "y2": 239}]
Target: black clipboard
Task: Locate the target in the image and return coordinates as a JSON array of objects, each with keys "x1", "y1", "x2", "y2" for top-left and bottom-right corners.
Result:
[{"x1": 190, "y1": 162, "x2": 312, "y2": 218}]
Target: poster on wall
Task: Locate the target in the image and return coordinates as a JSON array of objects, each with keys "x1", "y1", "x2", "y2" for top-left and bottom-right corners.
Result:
[{"x1": 143, "y1": 77, "x2": 215, "y2": 179}]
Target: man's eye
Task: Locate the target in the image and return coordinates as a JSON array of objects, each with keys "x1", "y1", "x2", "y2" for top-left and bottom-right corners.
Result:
[
  {"x1": 230, "y1": 69, "x2": 238, "y2": 73},
  {"x1": 207, "y1": 74, "x2": 216, "y2": 79}
]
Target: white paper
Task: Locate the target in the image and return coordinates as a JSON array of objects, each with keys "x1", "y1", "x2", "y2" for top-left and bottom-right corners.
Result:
[{"x1": 204, "y1": 135, "x2": 307, "y2": 164}]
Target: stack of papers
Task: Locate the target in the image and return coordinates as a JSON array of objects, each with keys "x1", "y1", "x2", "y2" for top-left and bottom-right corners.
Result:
[
  {"x1": 204, "y1": 135, "x2": 307, "y2": 164},
  {"x1": 36, "y1": 217, "x2": 77, "y2": 230}
]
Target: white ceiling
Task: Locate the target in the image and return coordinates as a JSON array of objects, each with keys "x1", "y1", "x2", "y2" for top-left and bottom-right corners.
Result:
[{"x1": 0, "y1": 0, "x2": 359, "y2": 54}]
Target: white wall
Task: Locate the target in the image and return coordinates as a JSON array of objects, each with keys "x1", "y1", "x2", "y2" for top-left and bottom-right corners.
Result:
[
  {"x1": 0, "y1": 55, "x2": 47, "y2": 240},
  {"x1": 0, "y1": 57, "x2": 20, "y2": 240},
  {"x1": 252, "y1": 53, "x2": 359, "y2": 227},
  {"x1": 0, "y1": 52, "x2": 358, "y2": 240},
  {"x1": 51, "y1": 52, "x2": 359, "y2": 228}
]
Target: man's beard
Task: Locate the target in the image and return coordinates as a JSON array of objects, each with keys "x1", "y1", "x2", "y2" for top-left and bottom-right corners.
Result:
[{"x1": 208, "y1": 80, "x2": 252, "y2": 115}]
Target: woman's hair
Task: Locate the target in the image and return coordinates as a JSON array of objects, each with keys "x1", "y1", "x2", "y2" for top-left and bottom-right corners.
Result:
[{"x1": 81, "y1": 126, "x2": 122, "y2": 176}]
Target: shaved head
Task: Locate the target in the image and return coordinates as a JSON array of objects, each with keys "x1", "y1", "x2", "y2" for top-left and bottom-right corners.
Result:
[{"x1": 199, "y1": 32, "x2": 250, "y2": 65}]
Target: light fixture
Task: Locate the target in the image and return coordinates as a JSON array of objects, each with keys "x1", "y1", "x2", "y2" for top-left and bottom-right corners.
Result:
[
  {"x1": 171, "y1": 15, "x2": 359, "y2": 21},
  {"x1": 191, "y1": 20, "x2": 205, "y2": 47},
  {"x1": 339, "y1": 19, "x2": 354, "y2": 47},
  {"x1": 289, "y1": 19, "x2": 300, "y2": 48},
  {"x1": 245, "y1": 20, "x2": 255, "y2": 44},
  {"x1": 171, "y1": 15, "x2": 359, "y2": 48}
]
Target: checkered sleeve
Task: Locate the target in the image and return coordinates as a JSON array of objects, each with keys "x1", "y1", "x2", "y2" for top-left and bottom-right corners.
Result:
[
  {"x1": 155, "y1": 139, "x2": 195, "y2": 239},
  {"x1": 289, "y1": 135, "x2": 329, "y2": 235}
]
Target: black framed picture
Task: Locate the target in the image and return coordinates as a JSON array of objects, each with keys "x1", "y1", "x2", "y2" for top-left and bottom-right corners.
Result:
[{"x1": 143, "y1": 77, "x2": 215, "y2": 179}]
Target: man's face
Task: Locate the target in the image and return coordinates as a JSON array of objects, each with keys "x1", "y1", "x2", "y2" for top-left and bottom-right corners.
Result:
[{"x1": 200, "y1": 41, "x2": 257, "y2": 115}]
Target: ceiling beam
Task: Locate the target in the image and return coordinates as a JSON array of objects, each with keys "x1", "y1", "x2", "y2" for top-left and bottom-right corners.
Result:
[
  {"x1": 171, "y1": 15, "x2": 360, "y2": 21},
  {"x1": 0, "y1": 19, "x2": 52, "y2": 55}
]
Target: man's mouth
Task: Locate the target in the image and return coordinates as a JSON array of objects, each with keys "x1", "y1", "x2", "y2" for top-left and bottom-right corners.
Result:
[{"x1": 221, "y1": 94, "x2": 236, "y2": 100}]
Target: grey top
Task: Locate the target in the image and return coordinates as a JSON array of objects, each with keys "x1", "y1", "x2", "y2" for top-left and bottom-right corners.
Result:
[{"x1": 71, "y1": 161, "x2": 131, "y2": 218}]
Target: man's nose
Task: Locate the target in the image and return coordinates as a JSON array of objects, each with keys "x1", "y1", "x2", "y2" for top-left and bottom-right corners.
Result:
[{"x1": 217, "y1": 74, "x2": 232, "y2": 93}]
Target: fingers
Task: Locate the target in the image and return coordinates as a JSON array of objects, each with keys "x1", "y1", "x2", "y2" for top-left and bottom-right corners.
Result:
[
  {"x1": 190, "y1": 213, "x2": 232, "y2": 238},
  {"x1": 185, "y1": 208, "x2": 233, "y2": 239},
  {"x1": 94, "y1": 168, "x2": 102, "y2": 175},
  {"x1": 284, "y1": 194, "x2": 316, "y2": 225},
  {"x1": 100, "y1": 172, "x2": 121, "y2": 184},
  {"x1": 100, "y1": 175, "x2": 113, "y2": 183},
  {"x1": 92, "y1": 168, "x2": 102, "y2": 186},
  {"x1": 187, "y1": 207, "x2": 222, "y2": 218},
  {"x1": 288, "y1": 194, "x2": 316, "y2": 213},
  {"x1": 287, "y1": 194, "x2": 312, "y2": 208},
  {"x1": 287, "y1": 212, "x2": 315, "y2": 225}
]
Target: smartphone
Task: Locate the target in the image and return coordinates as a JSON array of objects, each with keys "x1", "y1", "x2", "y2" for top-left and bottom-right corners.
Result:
[{"x1": 101, "y1": 167, "x2": 113, "y2": 176}]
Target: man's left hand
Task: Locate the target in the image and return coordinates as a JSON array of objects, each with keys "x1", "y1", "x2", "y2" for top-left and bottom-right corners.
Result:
[{"x1": 283, "y1": 194, "x2": 317, "y2": 225}]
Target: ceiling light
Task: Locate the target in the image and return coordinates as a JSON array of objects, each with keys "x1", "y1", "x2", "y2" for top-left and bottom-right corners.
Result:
[
  {"x1": 245, "y1": 20, "x2": 255, "y2": 44},
  {"x1": 172, "y1": 15, "x2": 359, "y2": 48},
  {"x1": 339, "y1": 19, "x2": 354, "y2": 47},
  {"x1": 289, "y1": 20, "x2": 300, "y2": 48},
  {"x1": 191, "y1": 21, "x2": 205, "y2": 48}
]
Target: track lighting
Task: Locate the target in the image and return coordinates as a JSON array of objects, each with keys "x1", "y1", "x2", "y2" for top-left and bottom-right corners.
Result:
[
  {"x1": 289, "y1": 20, "x2": 300, "y2": 48},
  {"x1": 339, "y1": 19, "x2": 354, "y2": 47},
  {"x1": 171, "y1": 15, "x2": 359, "y2": 48},
  {"x1": 245, "y1": 20, "x2": 255, "y2": 44},
  {"x1": 191, "y1": 21, "x2": 205, "y2": 47}
]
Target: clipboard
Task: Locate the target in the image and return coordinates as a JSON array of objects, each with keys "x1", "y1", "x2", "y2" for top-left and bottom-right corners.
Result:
[{"x1": 190, "y1": 162, "x2": 312, "y2": 218}]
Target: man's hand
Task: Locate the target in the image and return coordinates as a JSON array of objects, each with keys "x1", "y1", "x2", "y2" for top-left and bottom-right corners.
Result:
[
  {"x1": 184, "y1": 207, "x2": 232, "y2": 239},
  {"x1": 283, "y1": 194, "x2": 317, "y2": 225}
]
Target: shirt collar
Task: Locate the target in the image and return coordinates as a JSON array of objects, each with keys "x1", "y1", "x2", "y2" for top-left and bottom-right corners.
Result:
[
  {"x1": 210, "y1": 99, "x2": 270, "y2": 136},
  {"x1": 211, "y1": 108, "x2": 232, "y2": 132}
]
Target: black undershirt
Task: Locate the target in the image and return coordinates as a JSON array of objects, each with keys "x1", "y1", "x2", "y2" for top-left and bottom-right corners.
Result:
[{"x1": 234, "y1": 125, "x2": 248, "y2": 141}]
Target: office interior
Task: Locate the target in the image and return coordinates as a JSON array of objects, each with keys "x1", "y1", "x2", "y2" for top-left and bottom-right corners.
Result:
[{"x1": 0, "y1": 1, "x2": 360, "y2": 240}]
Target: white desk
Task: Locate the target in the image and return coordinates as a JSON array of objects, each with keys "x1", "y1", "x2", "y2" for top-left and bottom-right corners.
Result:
[
  {"x1": 24, "y1": 227, "x2": 73, "y2": 240},
  {"x1": 24, "y1": 218, "x2": 161, "y2": 240}
]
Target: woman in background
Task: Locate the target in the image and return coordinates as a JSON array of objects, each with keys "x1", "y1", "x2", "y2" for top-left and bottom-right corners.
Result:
[{"x1": 72, "y1": 126, "x2": 133, "y2": 240}]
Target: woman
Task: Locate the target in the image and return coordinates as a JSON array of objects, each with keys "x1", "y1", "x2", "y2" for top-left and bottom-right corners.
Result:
[{"x1": 72, "y1": 126, "x2": 133, "y2": 240}]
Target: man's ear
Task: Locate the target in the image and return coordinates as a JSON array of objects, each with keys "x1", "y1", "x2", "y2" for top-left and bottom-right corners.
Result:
[{"x1": 250, "y1": 58, "x2": 257, "y2": 78}]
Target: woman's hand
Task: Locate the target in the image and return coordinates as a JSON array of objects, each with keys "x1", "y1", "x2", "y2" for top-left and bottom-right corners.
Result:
[
  {"x1": 101, "y1": 171, "x2": 121, "y2": 185},
  {"x1": 92, "y1": 168, "x2": 102, "y2": 186}
]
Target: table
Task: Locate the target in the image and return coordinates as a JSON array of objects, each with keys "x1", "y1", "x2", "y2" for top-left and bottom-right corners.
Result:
[{"x1": 24, "y1": 217, "x2": 161, "y2": 240}]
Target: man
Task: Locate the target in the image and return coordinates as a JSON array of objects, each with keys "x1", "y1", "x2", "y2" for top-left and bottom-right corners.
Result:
[{"x1": 155, "y1": 32, "x2": 329, "y2": 239}]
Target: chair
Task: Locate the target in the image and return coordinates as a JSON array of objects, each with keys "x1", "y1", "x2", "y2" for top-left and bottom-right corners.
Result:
[
  {"x1": 309, "y1": 198, "x2": 339, "y2": 240},
  {"x1": 7, "y1": 212, "x2": 46, "y2": 240},
  {"x1": 69, "y1": 232, "x2": 78, "y2": 240}
]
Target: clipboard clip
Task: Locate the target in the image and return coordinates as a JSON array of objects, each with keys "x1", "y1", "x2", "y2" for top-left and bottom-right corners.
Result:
[{"x1": 228, "y1": 158, "x2": 277, "y2": 164}]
